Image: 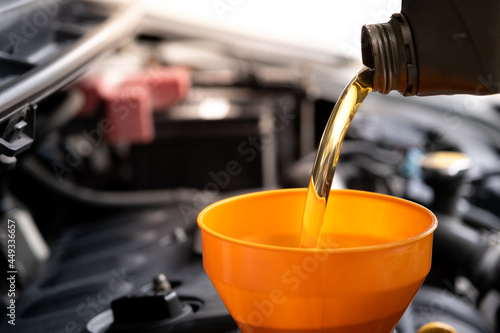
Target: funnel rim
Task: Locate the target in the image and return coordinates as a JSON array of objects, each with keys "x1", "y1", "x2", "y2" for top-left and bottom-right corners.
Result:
[{"x1": 197, "y1": 189, "x2": 437, "y2": 254}]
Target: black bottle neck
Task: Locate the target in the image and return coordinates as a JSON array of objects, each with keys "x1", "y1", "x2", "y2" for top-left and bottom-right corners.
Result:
[
  {"x1": 361, "y1": 13, "x2": 417, "y2": 96},
  {"x1": 361, "y1": 0, "x2": 500, "y2": 96}
]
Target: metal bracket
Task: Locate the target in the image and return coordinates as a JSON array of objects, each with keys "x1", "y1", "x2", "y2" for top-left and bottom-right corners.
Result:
[{"x1": 0, "y1": 105, "x2": 35, "y2": 157}]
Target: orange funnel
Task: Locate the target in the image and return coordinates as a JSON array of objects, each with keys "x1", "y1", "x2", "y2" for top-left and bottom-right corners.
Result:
[{"x1": 198, "y1": 189, "x2": 437, "y2": 333}]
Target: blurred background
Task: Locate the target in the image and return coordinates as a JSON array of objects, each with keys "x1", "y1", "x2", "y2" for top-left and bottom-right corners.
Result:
[{"x1": 1, "y1": 0, "x2": 500, "y2": 332}]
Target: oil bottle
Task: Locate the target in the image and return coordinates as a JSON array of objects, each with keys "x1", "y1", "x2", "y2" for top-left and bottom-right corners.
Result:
[{"x1": 361, "y1": 0, "x2": 500, "y2": 96}]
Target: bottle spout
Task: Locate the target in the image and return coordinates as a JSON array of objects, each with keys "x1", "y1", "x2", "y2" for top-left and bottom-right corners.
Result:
[
  {"x1": 361, "y1": 14, "x2": 418, "y2": 96},
  {"x1": 362, "y1": 0, "x2": 500, "y2": 96}
]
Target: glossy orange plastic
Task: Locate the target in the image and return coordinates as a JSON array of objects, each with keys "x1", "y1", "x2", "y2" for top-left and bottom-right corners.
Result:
[{"x1": 198, "y1": 189, "x2": 437, "y2": 333}]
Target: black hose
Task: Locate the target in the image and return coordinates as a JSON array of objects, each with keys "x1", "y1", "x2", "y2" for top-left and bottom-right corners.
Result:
[
  {"x1": 20, "y1": 156, "x2": 208, "y2": 209},
  {"x1": 463, "y1": 205, "x2": 500, "y2": 232},
  {"x1": 434, "y1": 213, "x2": 500, "y2": 294}
]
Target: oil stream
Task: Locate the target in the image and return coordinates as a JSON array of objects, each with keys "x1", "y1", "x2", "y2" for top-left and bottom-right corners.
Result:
[{"x1": 299, "y1": 67, "x2": 373, "y2": 248}]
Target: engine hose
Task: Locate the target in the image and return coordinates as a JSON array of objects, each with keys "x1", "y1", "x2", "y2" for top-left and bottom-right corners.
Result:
[
  {"x1": 434, "y1": 213, "x2": 500, "y2": 294},
  {"x1": 19, "y1": 155, "x2": 213, "y2": 209}
]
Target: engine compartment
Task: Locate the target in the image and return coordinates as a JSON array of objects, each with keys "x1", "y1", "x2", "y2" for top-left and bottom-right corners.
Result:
[{"x1": 1, "y1": 1, "x2": 500, "y2": 332}]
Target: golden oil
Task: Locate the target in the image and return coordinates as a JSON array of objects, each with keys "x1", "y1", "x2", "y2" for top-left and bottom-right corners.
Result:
[{"x1": 299, "y1": 67, "x2": 372, "y2": 248}]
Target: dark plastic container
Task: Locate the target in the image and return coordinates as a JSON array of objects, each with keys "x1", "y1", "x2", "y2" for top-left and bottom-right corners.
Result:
[{"x1": 362, "y1": 0, "x2": 500, "y2": 96}]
